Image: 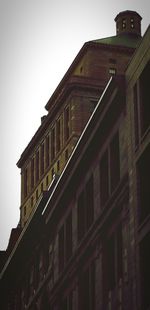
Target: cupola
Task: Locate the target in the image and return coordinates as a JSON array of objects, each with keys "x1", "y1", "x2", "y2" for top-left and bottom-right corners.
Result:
[{"x1": 115, "y1": 10, "x2": 142, "y2": 36}]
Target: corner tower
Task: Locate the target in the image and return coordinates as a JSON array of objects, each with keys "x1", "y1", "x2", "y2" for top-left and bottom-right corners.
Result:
[{"x1": 115, "y1": 10, "x2": 142, "y2": 37}]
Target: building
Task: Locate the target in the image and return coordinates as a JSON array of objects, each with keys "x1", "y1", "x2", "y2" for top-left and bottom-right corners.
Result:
[
  {"x1": 0, "y1": 10, "x2": 149, "y2": 310},
  {"x1": 17, "y1": 10, "x2": 141, "y2": 228}
]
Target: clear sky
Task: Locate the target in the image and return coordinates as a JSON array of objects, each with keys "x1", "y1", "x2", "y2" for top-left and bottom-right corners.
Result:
[{"x1": 0, "y1": 0, "x2": 149, "y2": 250}]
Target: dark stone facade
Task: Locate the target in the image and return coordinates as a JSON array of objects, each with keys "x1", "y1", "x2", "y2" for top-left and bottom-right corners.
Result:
[{"x1": 0, "y1": 11, "x2": 150, "y2": 310}]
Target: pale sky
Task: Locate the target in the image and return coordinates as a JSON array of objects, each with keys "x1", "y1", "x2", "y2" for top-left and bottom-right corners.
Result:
[{"x1": 0, "y1": 0, "x2": 149, "y2": 250}]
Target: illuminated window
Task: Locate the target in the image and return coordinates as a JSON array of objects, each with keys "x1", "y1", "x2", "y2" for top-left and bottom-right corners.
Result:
[{"x1": 109, "y1": 68, "x2": 116, "y2": 75}]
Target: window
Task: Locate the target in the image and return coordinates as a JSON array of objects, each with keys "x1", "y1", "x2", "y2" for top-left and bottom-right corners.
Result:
[
  {"x1": 100, "y1": 150, "x2": 109, "y2": 206},
  {"x1": 36, "y1": 189, "x2": 38, "y2": 201},
  {"x1": 62, "y1": 291, "x2": 73, "y2": 310},
  {"x1": 36, "y1": 151, "x2": 39, "y2": 182},
  {"x1": 29, "y1": 265, "x2": 34, "y2": 296},
  {"x1": 46, "y1": 135, "x2": 50, "y2": 168},
  {"x1": 24, "y1": 168, "x2": 28, "y2": 198},
  {"x1": 41, "y1": 291, "x2": 50, "y2": 310},
  {"x1": 109, "y1": 68, "x2": 116, "y2": 75},
  {"x1": 137, "y1": 144, "x2": 150, "y2": 222},
  {"x1": 77, "y1": 190, "x2": 85, "y2": 242},
  {"x1": 133, "y1": 62, "x2": 150, "y2": 143},
  {"x1": 78, "y1": 261, "x2": 95, "y2": 310},
  {"x1": 122, "y1": 19, "x2": 126, "y2": 29},
  {"x1": 64, "y1": 106, "x2": 70, "y2": 141},
  {"x1": 51, "y1": 167, "x2": 55, "y2": 180},
  {"x1": 116, "y1": 22, "x2": 119, "y2": 34},
  {"x1": 90, "y1": 99, "x2": 98, "y2": 113},
  {"x1": 140, "y1": 233, "x2": 150, "y2": 310},
  {"x1": 110, "y1": 131, "x2": 120, "y2": 192},
  {"x1": 57, "y1": 160, "x2": 60, "y2": 172},
  {"x1": 139, "y1": 61, "x2": 150, "y2": 134},
  {"x1": 103, "y1": 225, "x2": 123, "y2": 306},
  {"x1": 48, "y1": 244, "x2": 53, "y2": 270},
  {"x1": 31, "y1": 196, "x2": 33, "y2": 207},
  {"x1": 24, "y1": 205, "x2": 26, "y2": 217},
  {"x1": 133, "y1": 83, "x2": 139, "y2": 147},
  {"x1": 77, "y1": 175, "x2": 94, "y2": 242},
  {"x1": 109, "y1": 58, "x2": 116, "y2": 64},
  {"x1": 130, "y1": 18, "x2": 134, "y2": 28},
  {"x1": 39, "y1": 250, "x2": 44, "y2": 282},
  {"x1": 58, "y1": 225, "x2": 65, "y2": 273},
  {"x1": 31, "y1": 158, "x2": 34, "y2": 189},
  {"x1": 51, "y1": 127, "x2": 55, "y2": 161},
  {"x1": 25, "y1": 274, "x2": 30, "y2": 304},
  {"x1": 58, "y1": 212, "x2": 72, "y2": 273},
  {"x1": 40, "y1": 144, "x2": 44, "y2": 176},
  {"x1": 86, "y1": 176, "x2": 94, "y2": 229},
  {"x1": 65, "y1": 149, "x2": 69, "y2": 161},
  {"x1": 46, "y1": 175, "x2": 49, "y2": 187},
  {"x1": 100, "y1": 131, "x2": 120, "y2": 207},
  {"x1": 66, "y1": 212, "x2": 72, "y2": 262},
  {"x1": 56, "y1": 119, "x2": 61, "y2": 153}
]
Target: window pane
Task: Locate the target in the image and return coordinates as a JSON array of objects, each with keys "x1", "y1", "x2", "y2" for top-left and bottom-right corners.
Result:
[
  {"x1": 40, "y1": 144, "x2": 44, "y2": 175},
  {"x1": 139, "y1": 61, "x2": 150, "y2": 134},
  {"x1": 36, "y1": 151, "x2": 39, "y2": 182},
  {"x1": 51, "y1": 127, "x2": 55, "y2": 161},
  {"x1": 58, "y1": 226, "x2": 64, "y2": 273},
  {"x1": 66, "y1": 211, "x2": 72, "y2": 261},
  {"x1": 100, "y1": 150, "x2": 109, "y2": 206},
  {"x1": 110, "y1": 131, "x2": 120, "y2": 192},
  {"x1": 137, "y1": 144, "x2": 150, "y2": 222},
  {"x1": 31, "y1": 158, "x2": 34, "y2": 189},
  {"x1": 46, "y1": 135, "x2": 50, "y2": 168},
  {"x1": 86, "y1": 175, "x2": 94, "y2": 229},
  {"x1": 77, "y1": 191, "x2": 85, "y2": 241},
  {"x1": 133, "y1": 83, "x2": 139, "y2": 147}
]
